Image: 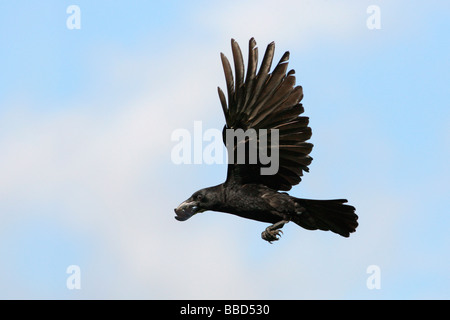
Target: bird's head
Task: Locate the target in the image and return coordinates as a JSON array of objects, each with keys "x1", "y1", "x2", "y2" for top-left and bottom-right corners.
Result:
[{"x1": 174, "y1": 186, "x2": 222, "y2": 221}]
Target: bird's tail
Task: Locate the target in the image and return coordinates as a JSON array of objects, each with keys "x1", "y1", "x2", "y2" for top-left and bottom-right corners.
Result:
[{"x1": 291, "y1": 198, "x2": 358, "y2": 237}]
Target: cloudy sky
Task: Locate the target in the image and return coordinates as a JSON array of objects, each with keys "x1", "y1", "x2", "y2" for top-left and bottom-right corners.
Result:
[{"x1": 0, "y1": 0, "x2": 449, "y2": 299}]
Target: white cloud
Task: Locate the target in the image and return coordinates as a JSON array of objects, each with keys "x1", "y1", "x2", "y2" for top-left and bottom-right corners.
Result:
[{"x1": 200, "y1": 0, "x2": 368, "y2": 49}]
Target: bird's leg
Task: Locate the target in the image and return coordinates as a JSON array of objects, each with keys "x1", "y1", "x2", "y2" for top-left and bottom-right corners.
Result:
[{"x1": 261, "y1": 220, "x2": 289, "y2": 243}]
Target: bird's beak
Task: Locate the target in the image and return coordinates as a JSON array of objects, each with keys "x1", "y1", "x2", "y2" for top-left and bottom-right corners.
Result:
[{"x1": 174, "y1": 200, "x2": 201, "y2": 221}]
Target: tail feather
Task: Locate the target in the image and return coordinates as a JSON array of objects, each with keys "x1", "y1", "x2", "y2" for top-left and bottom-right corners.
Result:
[{"x1": 293, "y1": 198, "x2": 358, "y2": 237}]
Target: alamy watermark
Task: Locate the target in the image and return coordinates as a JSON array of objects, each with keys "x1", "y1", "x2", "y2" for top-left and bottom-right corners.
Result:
[
  {"x1": 66, "y1": 5, "x2": 81, "y2": 30},
  {"x1": 366, "y1": 264, "x2": 381, "y2": 289},
  {"x1": 367, "y1": 5, "x2": 381, "y2": 30},
  {"x1": 66, "y1": 264, "x2": 81, "y2": 290},
  {"x1": 171, "y1": 121, "x2": 279, "y2": 175}
]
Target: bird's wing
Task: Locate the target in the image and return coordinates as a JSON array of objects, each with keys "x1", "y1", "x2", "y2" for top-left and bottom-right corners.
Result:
[{"x1": 219, "y1": 38, "x2": 313, "y2": 191}]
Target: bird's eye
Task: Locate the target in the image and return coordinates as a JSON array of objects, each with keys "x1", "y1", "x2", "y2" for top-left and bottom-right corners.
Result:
[{"x1": 196, "y1": 194, "x2": 203, "y2": 201}]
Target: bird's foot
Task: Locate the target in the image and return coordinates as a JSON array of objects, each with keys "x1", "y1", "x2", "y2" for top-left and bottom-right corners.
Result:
[{"x1": 261, "y1": 220, "x2": 288, "y2": 243}]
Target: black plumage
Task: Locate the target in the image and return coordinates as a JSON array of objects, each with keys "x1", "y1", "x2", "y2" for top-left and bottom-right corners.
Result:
[{"x1": 174, "y1": 38, "x2": 358, "y2": 242}]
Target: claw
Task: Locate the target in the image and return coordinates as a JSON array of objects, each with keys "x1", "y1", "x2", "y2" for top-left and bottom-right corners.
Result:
[{"x1": 261, "y1": 220, "x2": 288, "y2": 243}]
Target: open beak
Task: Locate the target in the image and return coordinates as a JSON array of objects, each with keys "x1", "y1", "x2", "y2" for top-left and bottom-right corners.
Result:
[{"x1": 174, "y1": 200, "x2": 200, "y2": 221}]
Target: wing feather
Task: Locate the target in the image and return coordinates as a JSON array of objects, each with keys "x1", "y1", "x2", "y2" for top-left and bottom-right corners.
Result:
[
  {"x1": 231, "y1": 39, "x2": 245, "y2": 114},
  {"x1": 242, "y1": 38, "x2": 258, "y2": 110},
  {"x1": 220, "y1": 53, "x2": 235, "y2": 120}
]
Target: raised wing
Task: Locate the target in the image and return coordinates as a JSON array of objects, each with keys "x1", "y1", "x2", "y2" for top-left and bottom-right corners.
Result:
[{"x1": 219, "y1": 38, "x2": 313, "y2": 191}]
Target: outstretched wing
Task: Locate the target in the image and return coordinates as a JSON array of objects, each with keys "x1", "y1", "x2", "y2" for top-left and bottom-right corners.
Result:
[{"x1": 219, "y1": 38, "x2": 313, "y2": 191}]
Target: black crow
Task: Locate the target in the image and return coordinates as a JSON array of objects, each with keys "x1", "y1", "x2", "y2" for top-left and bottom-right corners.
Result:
[{"x1": 175, "y1": 38, "x2": 358, "y2": 243}]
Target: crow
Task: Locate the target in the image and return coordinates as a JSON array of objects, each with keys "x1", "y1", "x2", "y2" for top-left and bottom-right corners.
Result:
[{"x1": 174, "y1": 38, "x2": 358, "y2": 243}]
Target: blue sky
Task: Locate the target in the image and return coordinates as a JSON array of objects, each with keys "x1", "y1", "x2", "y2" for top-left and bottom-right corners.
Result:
[{"x1": 0, "y1": 0, "x2": 449, "y2": 299}]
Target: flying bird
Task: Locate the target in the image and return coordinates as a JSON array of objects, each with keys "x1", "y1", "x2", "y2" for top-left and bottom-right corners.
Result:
[{"x1": 174, "y1": 38, "x2": 358, "y2": 242}]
